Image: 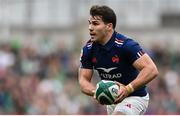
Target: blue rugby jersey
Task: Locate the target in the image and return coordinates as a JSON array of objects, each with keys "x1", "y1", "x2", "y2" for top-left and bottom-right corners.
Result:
[{"x1": 80, "y1": 31, "x2": 147, "y2": 97}]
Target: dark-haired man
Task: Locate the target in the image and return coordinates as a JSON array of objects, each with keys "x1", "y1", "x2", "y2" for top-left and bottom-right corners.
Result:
[{"x1": 78, "y1": 5, "x2": 158, "y2": 115}]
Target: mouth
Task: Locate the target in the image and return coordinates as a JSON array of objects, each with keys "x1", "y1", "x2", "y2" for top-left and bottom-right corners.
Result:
[{"x1": 90, "y1": 33, "x2": 96, "y2": 37}]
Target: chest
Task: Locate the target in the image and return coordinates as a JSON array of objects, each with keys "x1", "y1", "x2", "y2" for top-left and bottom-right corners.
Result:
[{"x1": 92, "y1": 47, "x2": 127, "y2": 69}]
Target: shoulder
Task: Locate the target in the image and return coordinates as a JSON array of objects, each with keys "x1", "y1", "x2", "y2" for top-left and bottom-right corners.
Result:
[
  {"x1": 124, "y1": 38, "x2": 139, "y2": 47},
  {"x1": 114, "y1": 32, "x2": 143, "y2": 52},
  {"x1": 123, "y1": 38, "x2": 142, "y2": 50},
  {"x1": 82, "y1": 39, "x2": 93, "y2": 50},
  {"x1": 81, "y1": 39, "x2": 94, "y2": 56},
  {"x1": 114, "y1": 32, "x2": 139, "y2": 47}
]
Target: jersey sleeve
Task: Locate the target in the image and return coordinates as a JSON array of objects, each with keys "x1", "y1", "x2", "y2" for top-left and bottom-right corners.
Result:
[
  {"x1": 122, "y1": 39, "x2": 145, "y2": 64},
  {"x1": 79, "y1": 46, "x2": 93, "y2": 69}
]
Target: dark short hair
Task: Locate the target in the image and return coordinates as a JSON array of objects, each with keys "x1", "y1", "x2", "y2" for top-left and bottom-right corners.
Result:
[{"x1": 90, "y1": 5, "x2": 116, "y2": 29}]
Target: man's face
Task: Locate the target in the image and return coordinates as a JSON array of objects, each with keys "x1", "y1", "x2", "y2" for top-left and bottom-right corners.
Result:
[{"x1": 88, "y1": 16, "x2": 108, "y2": 42}]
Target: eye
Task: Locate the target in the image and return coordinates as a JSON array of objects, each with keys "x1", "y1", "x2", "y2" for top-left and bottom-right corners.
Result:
[
  {"x1": 92, "y1": 22, "x2": 99, "y2": 25},
  {"x1": 88, "y1": 20, "x2": 91, "y2": 24}
]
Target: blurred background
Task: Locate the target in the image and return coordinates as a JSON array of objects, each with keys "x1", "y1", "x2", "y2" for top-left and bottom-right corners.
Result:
[{"x1": 0, "y1": 0, "x2": 180, "y2": 114}]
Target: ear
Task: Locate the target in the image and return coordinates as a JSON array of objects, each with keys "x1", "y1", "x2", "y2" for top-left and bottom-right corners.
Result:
[{"x1": 106, "y1": 23, "x2": 113, "y2": 30}]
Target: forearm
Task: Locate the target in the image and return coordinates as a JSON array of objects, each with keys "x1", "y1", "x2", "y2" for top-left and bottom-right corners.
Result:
[
  {"x1": 79, "y1": 79, "x2": 96, "y2": 96},
  {"x1": 128, "y1": 66, "x2": 158, "y2": 92},
  {"x1": 78, "y1": 68, "x2": 96, "y2": 96},
  {"x1": 126, "y1": 54, "x2": 159, "y2": 93}
]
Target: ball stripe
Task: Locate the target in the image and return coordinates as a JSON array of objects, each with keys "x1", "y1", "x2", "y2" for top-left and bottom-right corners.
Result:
[{"x1": 97, "y1": 92, "x2": 113, "y2": 104}]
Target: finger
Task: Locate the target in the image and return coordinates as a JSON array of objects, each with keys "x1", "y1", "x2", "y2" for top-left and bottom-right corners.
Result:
[
  {"x1": 115, "y1": 81, "x2": 123, "y2": 86},
  {"x1": 115, "y1": 87, "x2": 127, "y2": 102},
  {"x1": 114, "y1": 95, "x2": 125, "y2": 104},
  {"x1": 114, "y1": 97, "x2": 122, "y2": 104},
  {"x1": 114, "y1": 92, "x2": 124, "y2": 104},
  {"x1": 93, "y1": 94, "x2": 96, "y2": 99}
]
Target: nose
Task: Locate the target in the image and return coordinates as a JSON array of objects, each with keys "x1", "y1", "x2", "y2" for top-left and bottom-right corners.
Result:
[{"x1": 89, "y1": 24, "x2": 93, "y2": 31}]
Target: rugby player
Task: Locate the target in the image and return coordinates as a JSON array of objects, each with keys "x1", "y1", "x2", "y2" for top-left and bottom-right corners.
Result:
[{"x1": 78, "y1": 5, "x2": 159, "y2": 115}]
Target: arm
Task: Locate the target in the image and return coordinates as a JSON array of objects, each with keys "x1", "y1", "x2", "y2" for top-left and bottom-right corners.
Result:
[
  {"x1": 128, "y1": 53, "x2": 159, "y2": 91},
  {"x1": 125, "y1": 53, "x2": 159, "y2": 92},
  {"x1": 78, "y1": 68, "x2": 96, "y2": 96},
  {"x1": 114, "y1": 53, "x2": 158, "y2": 103}
]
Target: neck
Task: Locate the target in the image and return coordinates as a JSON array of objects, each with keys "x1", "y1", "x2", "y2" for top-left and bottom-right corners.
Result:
[{"x1": 101, "y1": 30, "x2": 114, "y2": 45}]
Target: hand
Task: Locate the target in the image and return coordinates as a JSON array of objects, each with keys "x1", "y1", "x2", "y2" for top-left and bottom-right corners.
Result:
[{"x1": 113, "y1": 82, "x2": 130, "y2": 104}]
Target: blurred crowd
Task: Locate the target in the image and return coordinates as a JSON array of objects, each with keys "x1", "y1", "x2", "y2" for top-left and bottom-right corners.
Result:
[{"x1": 0, "y1": 37, "x2": 179, "y2": 115}]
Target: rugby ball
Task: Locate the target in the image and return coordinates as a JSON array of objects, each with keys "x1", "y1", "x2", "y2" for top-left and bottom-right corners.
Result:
[{"x1": 95, "y1": 80, "x2": 120, "y2": 105}]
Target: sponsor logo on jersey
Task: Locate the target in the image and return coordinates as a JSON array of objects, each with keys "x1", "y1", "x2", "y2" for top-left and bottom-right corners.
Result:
[
  {"x1": 97, "y1": 67, "x2": 117, "y2": 73},
  {"x1": 97, "y1": 67, "x2": 122, "y2": 79},
  {"x1": 99, "y1": 73, "x2": 122, "y2": 79}
]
